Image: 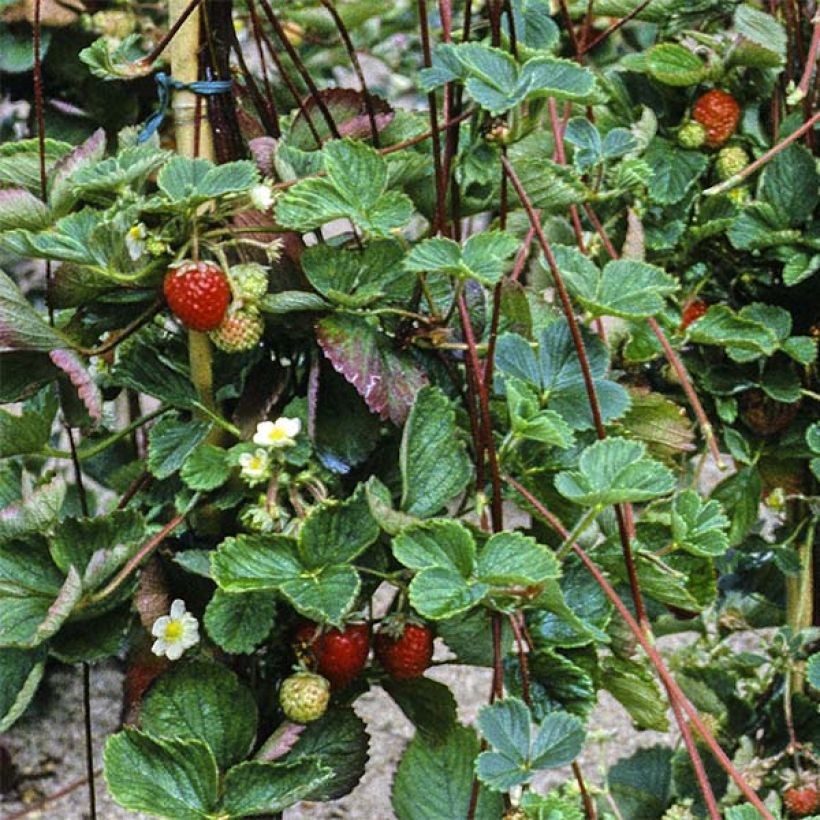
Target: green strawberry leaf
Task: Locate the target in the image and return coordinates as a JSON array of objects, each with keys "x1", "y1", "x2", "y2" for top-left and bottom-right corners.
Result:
[
  {"x1": 404, "y1": 231, "x2": 519, "y2": 286},
  {"x1": 670, "y1": 490, "x2": 730, "y2": 557},
  {"x1": 400, "y1": 386, "x2": 472, "y2": 517},
  {"x1": 284, "y1": 707, "x2": 370, "y2": 801},
  {"x1": 393, "y1": 724, "x2": 503, "y2": 820},
  {"x1": 104, "y1": 728, "x2": 219, "y2": 819},
  {"x1": 476, "y1": 531, "x2": 560, "y2": 586},
  {"x1": 204, "y1": 590, "x2": 276, "y2": 655},
  {"x1": 220, "y1": 758, "x2": 333, "y2": 816},
  {"x1": 0, "y1": 646, "x2": 46, "y2": 731},
  {"x1": 140, "y1": 661, "x2": 258, "y2": 770},
  {"x1": 276, "y1": 140, "x2": 414, "y2": 237},
  {"x1": 555, "y1": 438, "x2": 676, "y2": 507},
  {"x1": 550, "y1": 246, "x2": 678, "y2": 319}
]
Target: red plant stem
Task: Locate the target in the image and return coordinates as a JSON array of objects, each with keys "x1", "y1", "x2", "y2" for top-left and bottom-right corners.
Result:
[
  {"x1": 231, "y1": 5, "x2": 280, "y2": 138},
  {"x1": 500, "y1": 154, "x2": 650, "y2": 631},
  {"x1": 507, "y1": 612, "x2": 531, "y2": 705},
  {"x1": 5, "y1": 769, "x2": 103, "y2": 820},
  {"x1": 89, "y1": 514, "x2": 186, "y2": 603},
  {"x1": 248, "y1": 0, "x2": 323, "y2": 147},
  {"x1": 669, "y1": 694, "x2": 721, "y2": 819},
  {"x1": 319, "y1": 0, "x2": 380, "y2": 146},
  {"x1": 578, "y1": 0, "x2": 594, "y2": 53},
  {"x1": 491, "y1": 612, "x2": 504, "y2": 698},
  {"x1": 704, "y1": 109, "x2": 820, "y2": 195},
  {"x1": 504, "y1": 475, "x2": 775, "y2": 820},
  {"x1": 556, "y1": 0, "x2": 581, "y2": 57},
  {"x1": 462, "y1": 344, "x2": 487, "y2": 506},
  {"x1": 138, "y1": 0, "x2": 203, "y2": 66},
  {"x1": 418, "y1": 0, "x2": 448, "y2": 235},
  {"x1": 579, "y1": 202, "x2": 724, "y2": 467},
  {"x1": 488, "y1": 0, "x2": 503, "y2": 46},
  {"x1": 483, "y1": 282, "x2": 504, "y2": 387},
  {"x1": 572, "y1": 761, "x2": 597, "y2": 820},
  {"x1": 578, "y1": 0, "x2": 655, "y2": 55},
  {"x1": 116, "y1": 471, "x2": 152, "y2": 510},
  {"x1": 798, "y1": 17, "x2": 820, "y2": 96},
  {"x1": 458, "y1": 294, "x2": 504, "y2": 532},
  {"x1": 509, "y1": 224, "x2": 535, "y2": 282},
  {"x1": 257, "y1": 0, "x2": 340, "y2": 139}
]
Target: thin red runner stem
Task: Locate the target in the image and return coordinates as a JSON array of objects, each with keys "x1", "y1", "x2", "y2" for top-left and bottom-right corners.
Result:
[
  {"x1": 703, "y1": 110, "x2": 820, "y2": 196},
  {"x1": 457, "y1": 294, "x2": 504, "y2": 532},
  {"x1": 89, "y1": 514, "x2": 186, "y2": 603},
  {"x1": 504, "y1": 475, "x2": 775, "y2": 820},
  {"x1": 418, "y1": 0, "x2": 448, "y2": 235},
  {"x1": 578, "y1": 0, "x2": 655, "y2": 56},
  {"x1": 257, "y1": 0, "x2": 340, "y2": 138},
  {"x1": 500, "y1": 154, "x2": 649, "y2": 630},
  {"x1": 319, "y1": 0, "x2": 381, "y2": 146},
  {"x1": 138, "y1": 0, "x2": 204, "y2": 66}
]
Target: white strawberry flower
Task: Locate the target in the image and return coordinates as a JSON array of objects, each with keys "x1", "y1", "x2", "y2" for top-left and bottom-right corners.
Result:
[
  {"x1": 125, "y1": 223, "x2": 147, "y2": 261},
  {"x1": 239, "y1": 448, "x2": 271, "y2": 484},
  {"x1": 250, "y1": 183, "x2": 274, "y2": 212},
  {"x1": 151, "y1": 599, "x2": 200, "y2": 661},
  {"x1": 253, "y1": 417, "x2": 301, "y2": 449}
]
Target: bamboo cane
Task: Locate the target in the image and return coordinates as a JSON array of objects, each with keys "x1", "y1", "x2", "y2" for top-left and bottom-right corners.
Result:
[{"x1": 169, "y1": 0, "x2": 215, "y2": 411}]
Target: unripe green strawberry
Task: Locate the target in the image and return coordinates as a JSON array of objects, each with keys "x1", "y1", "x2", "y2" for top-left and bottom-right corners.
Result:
[
  {"x1": 230, "y1": 263, "x2": 269, "y2": 302},
  {"x1": 715, "y1": 145, "x2": 749, "y2": 180},
  {"x1": 279, "y1": 671, "x2": 330, "y2": 723},
  {"x1": 678, "y1": 121, "x2": 707, "y2": 149},
  {"x1": 209, "y1": 307, "x2": 264, "y2": 353}
]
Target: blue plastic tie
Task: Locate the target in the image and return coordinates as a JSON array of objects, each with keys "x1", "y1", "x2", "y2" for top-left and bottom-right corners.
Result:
[{"x1": 137, "y1": 72, "x2": 233, "y2": 144}]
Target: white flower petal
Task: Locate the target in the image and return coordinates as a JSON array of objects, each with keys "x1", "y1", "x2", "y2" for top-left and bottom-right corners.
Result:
[
  {"x1": 169, "y1": 599, "x2": 186, "y2": 619},
  {"x1": 151, "y1": 616, "x2": 170, "y2": 637},
  {"x1": 165, "y1": 642, "x2": 185, "y2": 661},
  {"x1": 277, "y1": 417, "x2": 301, "y2": 438},
  {"x1": 151, "y1": 638, "x2": 168, "y2": 657}
]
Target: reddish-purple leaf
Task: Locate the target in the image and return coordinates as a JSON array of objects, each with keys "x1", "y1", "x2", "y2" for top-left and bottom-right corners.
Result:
[
  {"x1": 49, "y1": 348, "x2": 102, "y2": 423},
  {"x1": 48, "y1": 127, "x2": 106, "y2": 212},
  {"x1": 316, "y1": 314, "x2": 427, "y2": 425}
]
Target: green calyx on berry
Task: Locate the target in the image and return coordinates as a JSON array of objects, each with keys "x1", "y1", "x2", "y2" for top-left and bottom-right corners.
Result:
[
  {"x1": 715, "y1": 145, "x2": 749, "y2": 181},
  {"x1": 163, "y1": 260, "x2": 231, "y2": 332},
  {"x1": 279, "y1": 671, "x2": 330, "y2": 723},
  {"x1": 374, "y1": 615, "x2": 434, "y2": 681},
  {"x1": 209, "y1": 306, "x2": 264, "y2": 353},
  {"x1": 677, "y1": 121, "x2": 707, "y2": 149}
]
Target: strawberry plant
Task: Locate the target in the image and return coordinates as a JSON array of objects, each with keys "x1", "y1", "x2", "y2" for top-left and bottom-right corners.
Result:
[{"x1": 0, "y1": 1, "x2": 818, "y2": 819}]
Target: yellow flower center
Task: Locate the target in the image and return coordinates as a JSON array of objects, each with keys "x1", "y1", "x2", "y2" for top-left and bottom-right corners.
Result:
[{"x1": 165, "y1": 621, "x2": 184, "y2": 641}]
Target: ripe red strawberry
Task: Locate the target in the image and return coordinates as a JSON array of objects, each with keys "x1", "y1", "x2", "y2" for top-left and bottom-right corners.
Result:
[
  {"x1": 163, "y1": 260, "x2": 231, "y2": 332},
  {"x1": 294, "y1": 621, "x2": 370, "y2": 690},
  {"x1": 375, "y1": 618, "x2": 434, "y2": 681},
  {"x1": 783, "y1": 785, "x2": 819, "y2": 817},
  {"x1": 680, "y1": 298, "x2": 708, "y2": 330},
  {"x1": 692, "y1": 89, "x2": 741, "y2": 148}
]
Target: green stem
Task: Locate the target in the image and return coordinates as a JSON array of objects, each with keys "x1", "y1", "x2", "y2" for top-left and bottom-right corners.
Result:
[
  {"x1": 556, "y1": 505, "x2": 601, "y2": 560},
  {"x1": 192, "y1": 401, "x2": 242, "y2": 438},
  {"x1": 44, "y1": 407, "x2": 168, "y2": 461},
  {"x1": 786, "y1": 516, "x2": 815, "y2": 693}
]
